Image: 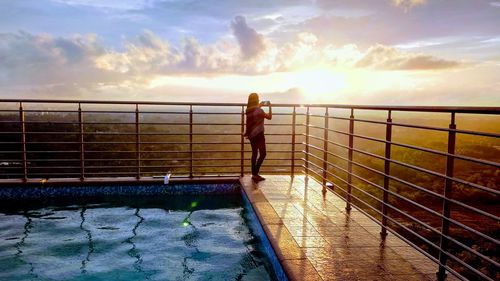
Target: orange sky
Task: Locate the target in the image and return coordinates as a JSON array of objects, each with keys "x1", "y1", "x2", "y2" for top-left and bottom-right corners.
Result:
[{"x1": 0, "y1": 0, "x2": 499, "y2": 105}]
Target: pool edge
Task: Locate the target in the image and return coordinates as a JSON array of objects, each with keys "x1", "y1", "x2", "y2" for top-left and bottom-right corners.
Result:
[{"x1": 241, "y1": 187, "x2": 289, "y2": 281}]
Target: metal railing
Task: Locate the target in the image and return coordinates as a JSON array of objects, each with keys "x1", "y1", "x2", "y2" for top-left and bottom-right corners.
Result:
[{"x1": 0, "y1": 99, "x2": 499, "y2": 280}]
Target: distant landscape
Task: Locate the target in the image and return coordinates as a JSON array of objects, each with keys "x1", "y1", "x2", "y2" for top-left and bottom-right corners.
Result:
[{"x1": 0, "y1": 107, "x2": 498, "y2": 280}]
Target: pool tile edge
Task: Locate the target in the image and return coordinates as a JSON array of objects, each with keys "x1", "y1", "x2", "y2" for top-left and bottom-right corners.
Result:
[{"x1": 240, "y1": 176, "x2": 323, "y2": 281}]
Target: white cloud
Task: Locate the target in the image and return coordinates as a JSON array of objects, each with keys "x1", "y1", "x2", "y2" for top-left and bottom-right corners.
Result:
[
  {"x1": 355, "y1": 44, "x2": 461, "y2": 70},
  {"x1": 230, "y1": 16, "x2": 266, "y2": 59},
  {"x1": 0, "y1": 31, "x2": 124, "y2": 87},
  {"x1": 50, "y1": 0, "x2": 158, "y2": 10},
  {"x1": 391, "y1": 0, "x2": 426, "y2": 10},
  {"x1": 0, "y1": 19, "x2": 463, "y2": 101}
]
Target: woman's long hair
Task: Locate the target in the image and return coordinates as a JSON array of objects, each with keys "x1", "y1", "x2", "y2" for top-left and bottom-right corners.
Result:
[{"x1": 247, "y1": 93, "x2": 259, "y2": 109}]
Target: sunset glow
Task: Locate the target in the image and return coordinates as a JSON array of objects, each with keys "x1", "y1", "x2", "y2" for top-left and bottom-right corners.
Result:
[{"x1": 0, "y1": 0, "x2": 499, "y2": 105}]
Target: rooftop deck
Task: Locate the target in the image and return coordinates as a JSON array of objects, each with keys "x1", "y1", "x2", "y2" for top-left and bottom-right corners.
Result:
[
  {"x1": 242, "y1": 175, "x2": 464, "y2": 281},
  {"x1": 0, "y1": 99, "x2": 498, "y2": 280}
]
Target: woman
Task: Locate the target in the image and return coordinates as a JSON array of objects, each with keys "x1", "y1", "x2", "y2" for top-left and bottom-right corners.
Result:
[{"x1": 244, "y1": 93, "x2": 272, "y2": 182}]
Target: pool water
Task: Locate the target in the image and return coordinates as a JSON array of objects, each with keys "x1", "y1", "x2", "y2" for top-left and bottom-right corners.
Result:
[{"x1": 0, "y1": 195, "x2": 274, "y2": 281}]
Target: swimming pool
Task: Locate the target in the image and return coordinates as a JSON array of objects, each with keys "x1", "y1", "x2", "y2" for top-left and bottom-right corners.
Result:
[{"x1": 0, "y1": 185, "x2": 279, "y2": 281}]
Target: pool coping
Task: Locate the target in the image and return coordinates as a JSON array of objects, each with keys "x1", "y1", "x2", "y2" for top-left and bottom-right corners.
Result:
[
  {"x1": 0, "y1": 176, "x2": 240, "y2": 187},
  {"x1": 240, "y1": 176, "x2": 322, "y2": 281}
]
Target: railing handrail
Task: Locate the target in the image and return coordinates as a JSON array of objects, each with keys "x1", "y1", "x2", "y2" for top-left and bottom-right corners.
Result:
[{"x1": 0, "y1": 99, "x2": 499, "y2": 113}]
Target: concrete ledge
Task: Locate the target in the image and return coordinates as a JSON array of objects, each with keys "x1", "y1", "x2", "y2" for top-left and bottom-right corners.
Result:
[
  {"x1": 240, "y1": 175, "x2": 457, "y2": 281},
  {"x1": 0, "y1": 176, "x2": 240, "y2": 187},
  {"x1": 240, "y1": 176, "x2": 321, "y2": 281}
]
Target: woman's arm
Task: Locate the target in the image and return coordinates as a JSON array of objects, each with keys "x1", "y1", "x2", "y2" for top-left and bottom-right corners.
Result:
[{"x1": 260, "y1": 102, "x2": 272, "y2": 120}]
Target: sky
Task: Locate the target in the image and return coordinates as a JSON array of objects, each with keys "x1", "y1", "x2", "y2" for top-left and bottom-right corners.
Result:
[{"x1": 0, "y1": 0, "x2": 499, "y2": 105}]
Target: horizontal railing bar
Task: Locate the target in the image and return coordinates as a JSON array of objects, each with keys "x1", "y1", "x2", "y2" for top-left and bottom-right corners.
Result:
[
  {"x1": 15, "y1": 159, "x2": 80, "y2": 162},
  {"x1": 306, "y1": 143, "x2": 445, "y2": 198},
  {"x1": 327, "y1": 116, "x2": 500, "y2": 138},
  {"x1": 309, "y1": 167, "x2": 486, "y2": 277},
  {"x1": 81, "y1": 149, "x2": 302, "y2": 153},
  {"x1": 23, "y1": 150, "x2": 80, "y2": 153},
  {"x1": 307, "y1": 156, "x2": 446, "y2": 222},
  {"x1": 390, "y1": 140, "x2": 500, "y2": 168},
  {"x1": 305, "y1": 133, "x2": 500, "y2": 196},
  {"x1": 91, "y1": 110, "x2": 188, "y2": 114},
  {"x1": 304, "y1": 144, "x2": 500, "y2": 222},
  {"x1": 305, "y1": 167, "x2": 447, "y2": 262},
  {"x1": 308, "y1": 168, "x2": 446, "y2": 258},
  {"x1": 305, "y1": 172, "x2": 492, "y2": 281},
  {"x1": 76, "y1": 157, "x2": 302, "y2": 162},
  {"x1": 306, "y1": 160, "x2": 458, "y2": 241},
  {"x1": 0, "y1": 132, "x2": 296, "y2": 136},
  {"x1": 0, "y1": 109, "x2": 78, "y2": 113},
  {"x1": 65, "y1": 171, "x2": 139, "y2": 175},
  {"x1": 1, "y1": 120, "x2": 292, "y2": 126},
  {"x1": 0, "y1": 109, "x2": 296, "y2": 116},
  {"x1": 310, "y1": 160, "x2": 500, "y2": 248},
  {"x1": 328, "y1": 115, "x2": 386, "y2": 124},
  {"x1": 138, "y1": 157, "x2": 302, "y2": 161},
  {"x1": 1, "y1": 141, "x2": 295, "y2": 145},
  {"x1": 304, "y1": 151, "x2": 500, "y2": 243},
  {"x1": 304, "y1": 131, "x2": 500, "y2": 169},
  {"x1": 84, "y1": 165, "x2": 236, "y2": 168},
  {"x1": 27, "y1": 172, "x2": 82, "y2": 175},
  {"x1": 305, "y1": 128, "x2": 388, "y2": 144},
  {"x1": 26, "y1": 166, "x2": 81, "y2": 169},
  {"x1": 304, "y1": 166, "x2": 447, "y2": 252},
  {"x1": 17, "y1": 132, "x2": 78, "y2": 135},
  {"x1": 1, "y1": 142, "x2": 79, "y2": 144},
  {"x1": 349, "y1": 144, "x2": 500, "y2": 197},
  {"x1": 3, "y1": 99, "x2": 499, "y2": 113}
]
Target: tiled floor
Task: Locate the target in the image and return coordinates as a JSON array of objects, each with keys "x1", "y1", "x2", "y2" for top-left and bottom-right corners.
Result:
[{"x1": 241, "y1": 175, "x2": 456, "y2": 281}]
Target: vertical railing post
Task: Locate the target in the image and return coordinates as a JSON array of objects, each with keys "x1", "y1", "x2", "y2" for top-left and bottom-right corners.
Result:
[
  {"x1": 437, "y1": 112, "x2": 456, "y2": 281},
  {"x1": 135, "y1": 104, "x2": 140, "y2": 179},
  {"x1": 305, "y1": 106, "x2": 310, "y2": 177},
  {"x1": 291, "y1": 106, "x2": 296, "y2": 177},
  {"x1": 240, "y1": 105, "x2": 245, "y2": 177},
  {"x1": 346, "y1": 108, "x2": 354, "y2": 211},
  {"x1": 19, "y1": 102, "x2": 27, "y2": 182},
  {"x1": 322, "y1": 107, "x2": 329, "y2": 193},
  {"x1": 381, "y1": 110, "x2": 392, "y2": 238},
  {"x1": 189, "y1": 105, "x2": 193, "y2": 178},
  {"x1": 78, "y1": 103, "x2": 84, "y2": 181}
]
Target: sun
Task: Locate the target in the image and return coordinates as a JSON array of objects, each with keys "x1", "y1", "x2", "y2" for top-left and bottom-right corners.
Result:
[{"x1": 291, "y1": 66, "x2": 348, "y2": 102}]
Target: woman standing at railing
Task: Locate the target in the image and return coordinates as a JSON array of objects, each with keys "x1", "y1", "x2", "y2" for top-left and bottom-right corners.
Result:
[{"x1": 244, "y1": 93, "x2": 272, "y2": 182}]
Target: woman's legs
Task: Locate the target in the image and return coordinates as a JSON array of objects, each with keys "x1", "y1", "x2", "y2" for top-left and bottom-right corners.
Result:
[
  {"x1": 255, "y1": 135, "x2": 266, "y2": 175},
  {"x1": 250, "y1": 138, "x2": 258, "y2": 175},
  {"x1": 249, "y1": 132, "x2": 266, "y2": 176}
]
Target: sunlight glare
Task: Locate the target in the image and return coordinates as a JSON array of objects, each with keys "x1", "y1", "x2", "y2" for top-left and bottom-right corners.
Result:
[{"x1": 292, "y1": 66, "x2": 347, "y2": 102}]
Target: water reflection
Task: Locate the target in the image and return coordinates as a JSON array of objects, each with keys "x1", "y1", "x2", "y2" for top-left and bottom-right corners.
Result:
[
  {"x1": 181, "y1": 202, "x2": 201, "y2": 279},
  {"x1": 124, "y1": 208, "x2": 149, "y2": 279},
  {"x1": 14, "y1": 212, "x2": 37, "y2": 279},
  {"x1": 79, "y1": 207, "x2": 94, "y2": 274},
  {"x1": 0, "y1": 194, "x2": 273, "y2": 281}
]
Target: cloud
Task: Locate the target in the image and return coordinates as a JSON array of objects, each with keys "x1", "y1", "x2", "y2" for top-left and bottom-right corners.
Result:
[
  {"x1": 355, "y1": 44, "x2": 461, "y2": 70},
  {"x1": 230, "y1": 16, "x2": 266, "y2": 59},
  {"x1": 0, "y1": 31, "x2": 124, "y2": 87},
  {"x1": 0, "y1": 24, "x2": 464, "y2": 101},
  {"x1": 50, "y1": 0, "x2": 156, "y2": 10},
  {"x1": 391, "y1": 0, "x2": 426, "y2": 10},
  {"x1": 96, "y1": 30, "x2": 240, "y2": 76}
]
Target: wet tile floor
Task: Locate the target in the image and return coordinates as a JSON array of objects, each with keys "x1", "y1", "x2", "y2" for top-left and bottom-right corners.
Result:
[{"x1": 241, "y1": 175, "x2": 459, "y2": 281}]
